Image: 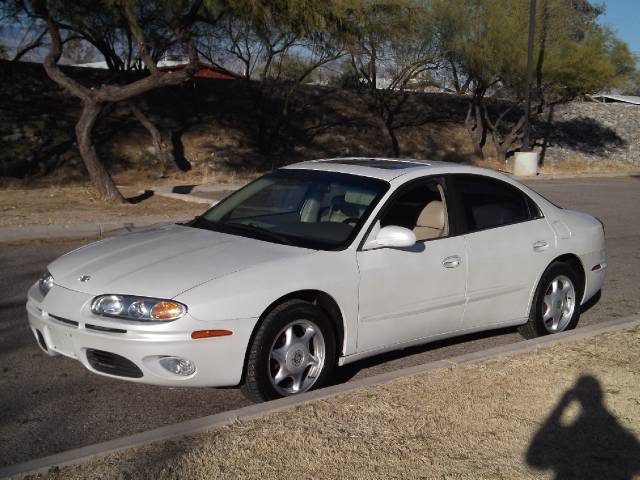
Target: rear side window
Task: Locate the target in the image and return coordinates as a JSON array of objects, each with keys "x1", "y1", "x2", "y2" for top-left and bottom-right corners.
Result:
[{"x1": 452, "y1": 175, "x2": 536, "y2": 232}]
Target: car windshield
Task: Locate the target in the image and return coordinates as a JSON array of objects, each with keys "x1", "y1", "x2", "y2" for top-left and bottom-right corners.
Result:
[{"x1": 190, "y1": 169, "x2": 389, "y2": 250}]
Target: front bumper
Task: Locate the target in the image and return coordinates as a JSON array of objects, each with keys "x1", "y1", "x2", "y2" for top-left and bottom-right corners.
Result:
[{"x1": 26, "y1": 283, "x2": 256, "y2": 387}]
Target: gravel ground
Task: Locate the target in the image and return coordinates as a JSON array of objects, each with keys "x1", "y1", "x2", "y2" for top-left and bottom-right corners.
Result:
[
  {"x1": 25, "y1": 325, "x2": 640, "y2": 480},
  {"x1": 1, "y1": 176, "x2": 639, "y2": 468}
]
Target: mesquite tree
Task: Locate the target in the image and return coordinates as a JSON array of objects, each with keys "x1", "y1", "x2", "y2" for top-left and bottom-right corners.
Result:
[
  {"x1": 436, "y1": 0, "x2": 635, "y2": 163},
  {"x1": 30, "y1": 0, "x2": 204, "y2": 202},
  {"x1": 345, "y1": 0, "x2": 441, "y2": 157},
  {"x1": 197, "y1": 1, "x2": 353, "y2": 157}
]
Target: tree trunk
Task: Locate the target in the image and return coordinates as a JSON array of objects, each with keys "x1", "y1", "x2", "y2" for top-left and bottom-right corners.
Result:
[
  {"x1": 451, "y1": 60, "x2": 461, "y2": 94},
  {"x1": 465, "y1": 101, "x2": 485, "y2": 159},
  {"x1": 385, "y1": 113, "x2": 400, "y2": 158},
  {"x1": 129, "y1": 101, "x2": 176, "y2": 176},
  {"x1": 75, "y1": 101, "x2": 125, "y2": 203},
  {"x1": 488, "y1": 117, "x2": 526, "y2": 167},
  {"x1": 494, "y1": 138, "x2": 508, "y2": 164}
]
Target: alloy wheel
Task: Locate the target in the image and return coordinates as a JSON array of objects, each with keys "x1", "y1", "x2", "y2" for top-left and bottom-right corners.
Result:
[
  {"x1": 542, "y1": 274, "x2": 576, "y2": 332},
  {"x1": 268, "y1": 319, "x2": 326, "y2": 396}
]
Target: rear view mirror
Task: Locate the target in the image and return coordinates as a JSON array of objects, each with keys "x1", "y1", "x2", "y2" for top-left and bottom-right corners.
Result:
[{"x1": 363, "y1": 225, "x2": 416, "y2": 250}]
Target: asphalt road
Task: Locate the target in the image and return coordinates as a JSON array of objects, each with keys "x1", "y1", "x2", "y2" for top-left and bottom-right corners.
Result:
[{"x1": 1, "y1": 176, "x2": 639, "y2": 467}]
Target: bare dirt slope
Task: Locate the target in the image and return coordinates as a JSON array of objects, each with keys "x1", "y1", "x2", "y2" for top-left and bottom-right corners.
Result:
[{"x1": 2, "y1": 60, "x2": 637, "y2": 189}]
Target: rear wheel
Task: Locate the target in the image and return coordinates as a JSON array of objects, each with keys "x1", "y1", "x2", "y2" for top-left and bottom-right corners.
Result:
[
  {"x1": 519, "y1": 262, "x2": 581, "y2": 339},
  {"x1": 241, "y1": 300, "x2": 336, "y2": 402}
]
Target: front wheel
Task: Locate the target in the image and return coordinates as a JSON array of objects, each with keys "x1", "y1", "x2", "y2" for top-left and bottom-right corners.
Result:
[
  {"x1": 241, "y1": 300, "x2": 336, "y2": 402},
  {"x1": 519, "y1": 262, "x2": 582, "y2": 339}
]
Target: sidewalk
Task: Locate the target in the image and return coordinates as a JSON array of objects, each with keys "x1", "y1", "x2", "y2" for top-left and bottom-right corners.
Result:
[
  {"x1": 150, "y1": 184, "x2": 242, "y2": 204},
  {"x1": 0, "y1": 216, "x2": 190, "y2": 243},
  {"x1": 6, "y1": 316, "x2": 640, "y2": 480}
]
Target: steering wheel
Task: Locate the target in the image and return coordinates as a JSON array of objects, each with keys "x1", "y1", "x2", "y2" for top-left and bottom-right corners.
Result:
[{"x1": 342, "y1": 218, "x2": 359, "y2": 225}]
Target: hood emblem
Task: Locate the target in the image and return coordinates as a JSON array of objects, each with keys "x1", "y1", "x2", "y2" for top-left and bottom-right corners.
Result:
[{"x1": 79, "y1": 275, "x2": 91, "y2": 282}]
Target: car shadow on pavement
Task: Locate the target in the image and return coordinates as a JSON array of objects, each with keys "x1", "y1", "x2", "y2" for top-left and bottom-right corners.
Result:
[
  {"x1": 333, "y1": 290, "x2": 603, "y2": 385},
  {"x1": 331, "y1": 325, "x2": 519, "y2": 384},
  {"x1": 526, "y1": 375, "x2": 640, "y2": 480}
]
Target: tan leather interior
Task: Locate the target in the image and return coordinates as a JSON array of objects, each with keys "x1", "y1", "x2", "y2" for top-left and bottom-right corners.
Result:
[{"x1": 413, "y1": 199, "x2": 448, "y2": 240}]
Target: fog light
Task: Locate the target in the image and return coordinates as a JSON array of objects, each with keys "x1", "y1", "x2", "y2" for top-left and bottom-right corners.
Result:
[{"x1": 158, "y1": 356, "x2": 195, "y2": 376}]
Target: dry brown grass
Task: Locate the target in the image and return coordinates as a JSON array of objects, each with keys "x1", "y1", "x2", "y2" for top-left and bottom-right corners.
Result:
[
  {"x1": 27, "y1": 325, "x2": 640, "y2": 480},
  {"x1": 0, "y1": 185, "x2": 205, "y2": 227}
]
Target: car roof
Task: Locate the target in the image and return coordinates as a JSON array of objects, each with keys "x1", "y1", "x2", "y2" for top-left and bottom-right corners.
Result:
[{"x1": 281, "y1": 157, "x2": 498, "y2": 182}]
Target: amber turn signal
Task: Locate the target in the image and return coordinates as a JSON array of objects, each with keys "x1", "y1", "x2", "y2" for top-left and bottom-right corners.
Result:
[
  {"x1": 191, "y1": 329, "x2": 233, "y2": 339},
  {"x1": 150, "y1": 301, "x2": 186, "y2": 320}
]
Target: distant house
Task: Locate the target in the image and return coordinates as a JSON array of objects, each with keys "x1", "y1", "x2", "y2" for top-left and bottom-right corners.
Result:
[
  {"x1": 72, "y1": 58, "x2": 242, "y2": 80},
  {"x1": 588, "y1": 94, "x2": 640, "y2": 105},
  {"x1": 158, "y1": 62, "x2": 242, "y2": 80}
]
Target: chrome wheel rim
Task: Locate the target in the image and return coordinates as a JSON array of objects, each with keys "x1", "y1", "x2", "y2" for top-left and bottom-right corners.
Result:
[
  {"x1": 268, "y1": 319, "x2": 326, "y2": 396},
  {"x1": 542, "y1": 275, "x2": 576, "y2": 332}
]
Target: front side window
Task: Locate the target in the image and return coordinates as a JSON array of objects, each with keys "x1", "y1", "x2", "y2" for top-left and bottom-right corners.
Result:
[
  {"x1": 452, "y1": 175, "x2": 533, "y2": 232},
  {"x1": 191, "y1": 169, "x2": 389, "y2": 250},
  {"x1": 380, "y1": 179, "x2": 449, "y2": 241}
]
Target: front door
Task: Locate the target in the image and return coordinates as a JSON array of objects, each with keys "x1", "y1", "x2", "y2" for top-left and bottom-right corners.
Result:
[{"x1": 356, "y1": 178, "x2": 467, "y2": 352}]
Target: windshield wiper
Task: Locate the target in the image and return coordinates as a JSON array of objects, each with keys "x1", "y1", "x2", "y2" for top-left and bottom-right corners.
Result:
[
  {"x1": 189, "y1": 217, "x2": 293, "y2": 246},
  {"x1": 224, "y1": 222, "x2": 293, "y2": 245},
  {"x1": 189, "y1": 216, "x2": 221, "y2": 230}
]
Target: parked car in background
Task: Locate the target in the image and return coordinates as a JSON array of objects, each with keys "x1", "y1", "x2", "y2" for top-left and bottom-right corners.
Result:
[{"x1": 27, "y1": 158, "x2": 606, "y2": 401}]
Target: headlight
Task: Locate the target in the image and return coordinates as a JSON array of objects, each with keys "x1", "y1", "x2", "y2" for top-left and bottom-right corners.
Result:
[
  {"x1": 39, "y1": 271, "x2": 54, "y2": 296},
  {"x1": 91, "y1": 295, "x2": 187, "y2": 322}
]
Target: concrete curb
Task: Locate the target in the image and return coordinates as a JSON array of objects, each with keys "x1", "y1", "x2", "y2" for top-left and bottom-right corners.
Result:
[
  {"x1": 3, "y1": 314, "x2": 639, "y2": 479},
  {"x1": 150, "y1": 184, "x2": 243, "y2": 205},
  {"x1": 515, "y1": 171, "x2": 640, "y2": 181},
  {"x1": 150, "y1": 190, "x2": 213, "y2": 205}
]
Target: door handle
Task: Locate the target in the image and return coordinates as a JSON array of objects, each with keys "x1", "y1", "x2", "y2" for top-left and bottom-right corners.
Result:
[
  {"x1": 442, "y1": 255, "x2": 462, "y2": 268},
  {"x1": 533, "y1": 240, "x2": 549, "y2": 252}
]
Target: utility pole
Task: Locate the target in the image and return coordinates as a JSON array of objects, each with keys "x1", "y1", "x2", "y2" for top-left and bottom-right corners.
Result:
[{"x1": 521, "y1": 0, "x2": 536, "y2": 152}]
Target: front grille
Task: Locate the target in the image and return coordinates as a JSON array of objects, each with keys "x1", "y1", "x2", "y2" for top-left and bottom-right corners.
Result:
[
  {"x1": 86, "y1": 324, "x2": 127, "y2": 334},
  {"x1": 49, "y1": 315, "x2": 79, "y2": 328},
  {"x1": 86, "y1": 349, "x2": 143, "y2": 378}
]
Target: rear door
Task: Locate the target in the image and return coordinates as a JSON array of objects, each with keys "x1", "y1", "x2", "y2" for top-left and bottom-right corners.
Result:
[{"x1": 449, "y1": 174, "x2": 556, "y2": 328}]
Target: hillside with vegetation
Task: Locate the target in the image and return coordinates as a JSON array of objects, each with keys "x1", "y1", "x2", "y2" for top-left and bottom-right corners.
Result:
[
  {"x1": 1, "y1": 59, "x2": 638, "y2": 189},
  {"x1": 1, "y1": 0, "x2": 637, "y2": 198}
]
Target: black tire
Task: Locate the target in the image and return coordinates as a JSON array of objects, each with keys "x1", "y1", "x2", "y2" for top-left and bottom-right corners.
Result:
[
  {"x1": 240, "y1": 300, "x2": 337, "y2": 402},
  {"x1": 518, "y1": 261, "x2": 582, "y2": 339}
]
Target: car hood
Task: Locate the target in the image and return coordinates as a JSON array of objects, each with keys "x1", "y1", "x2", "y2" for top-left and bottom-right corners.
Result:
[{"x1": 48, "y1": 224, "x2": 314, "y2": 298}]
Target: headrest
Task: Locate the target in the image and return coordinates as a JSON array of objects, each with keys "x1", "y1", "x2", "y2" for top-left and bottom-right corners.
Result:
[{"x1": 416, "y1": 200, "x2": 445, "y2": 229}]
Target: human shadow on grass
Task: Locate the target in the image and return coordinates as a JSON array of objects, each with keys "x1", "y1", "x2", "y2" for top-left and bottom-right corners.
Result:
[{"x1": 526, "y1": 375, "x2": 640, "y2": 480}]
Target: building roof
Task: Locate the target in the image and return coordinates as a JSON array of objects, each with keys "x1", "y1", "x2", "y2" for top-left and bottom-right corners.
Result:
[
  {"x1": 589, "y1": 94, "x2": 640, "y2": 105},
  {"x1": 158, "y1": 63, "x2": 242, "y2": 80},
  {"x1": 72, "y1": 59, "x2": 241, "y2": 80}
]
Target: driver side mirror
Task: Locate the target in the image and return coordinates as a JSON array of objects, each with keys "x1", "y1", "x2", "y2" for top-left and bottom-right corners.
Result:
[{"x1": 363, "y1": 225, "x2": 416, "y2": 250}]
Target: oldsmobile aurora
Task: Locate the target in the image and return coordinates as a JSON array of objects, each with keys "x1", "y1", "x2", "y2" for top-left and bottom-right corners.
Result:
[{"x1": 26, "y1": 158, "x2": 606, "y2": 401}]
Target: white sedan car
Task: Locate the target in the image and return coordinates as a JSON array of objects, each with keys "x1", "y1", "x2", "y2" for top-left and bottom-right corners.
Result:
[{"x1": 27, "y1": 158, "x2": 606, "y2": 401}]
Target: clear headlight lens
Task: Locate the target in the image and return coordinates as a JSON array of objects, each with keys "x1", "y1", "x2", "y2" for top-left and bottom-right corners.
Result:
[
  {"x1": 39, "y1": 271, "x2": 54, "y2": 296},
  {"x1": 91, "y1": 295, "x2": 186, "y2": 322}
]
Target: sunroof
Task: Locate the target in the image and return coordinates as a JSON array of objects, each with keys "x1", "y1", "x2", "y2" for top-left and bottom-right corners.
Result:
[{"x1": 325, "y1": 158, "x2": 428, "y2": 170}]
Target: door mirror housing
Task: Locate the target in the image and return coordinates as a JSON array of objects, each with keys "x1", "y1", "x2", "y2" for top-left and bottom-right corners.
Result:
[{"x1": 363, "y1": 225, "x2": 416, "y2": 250}]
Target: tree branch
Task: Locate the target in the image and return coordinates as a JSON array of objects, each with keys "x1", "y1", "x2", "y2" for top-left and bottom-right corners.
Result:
[{"x1": 123, "y1": 2, "x2": 159, "y2": 75}]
